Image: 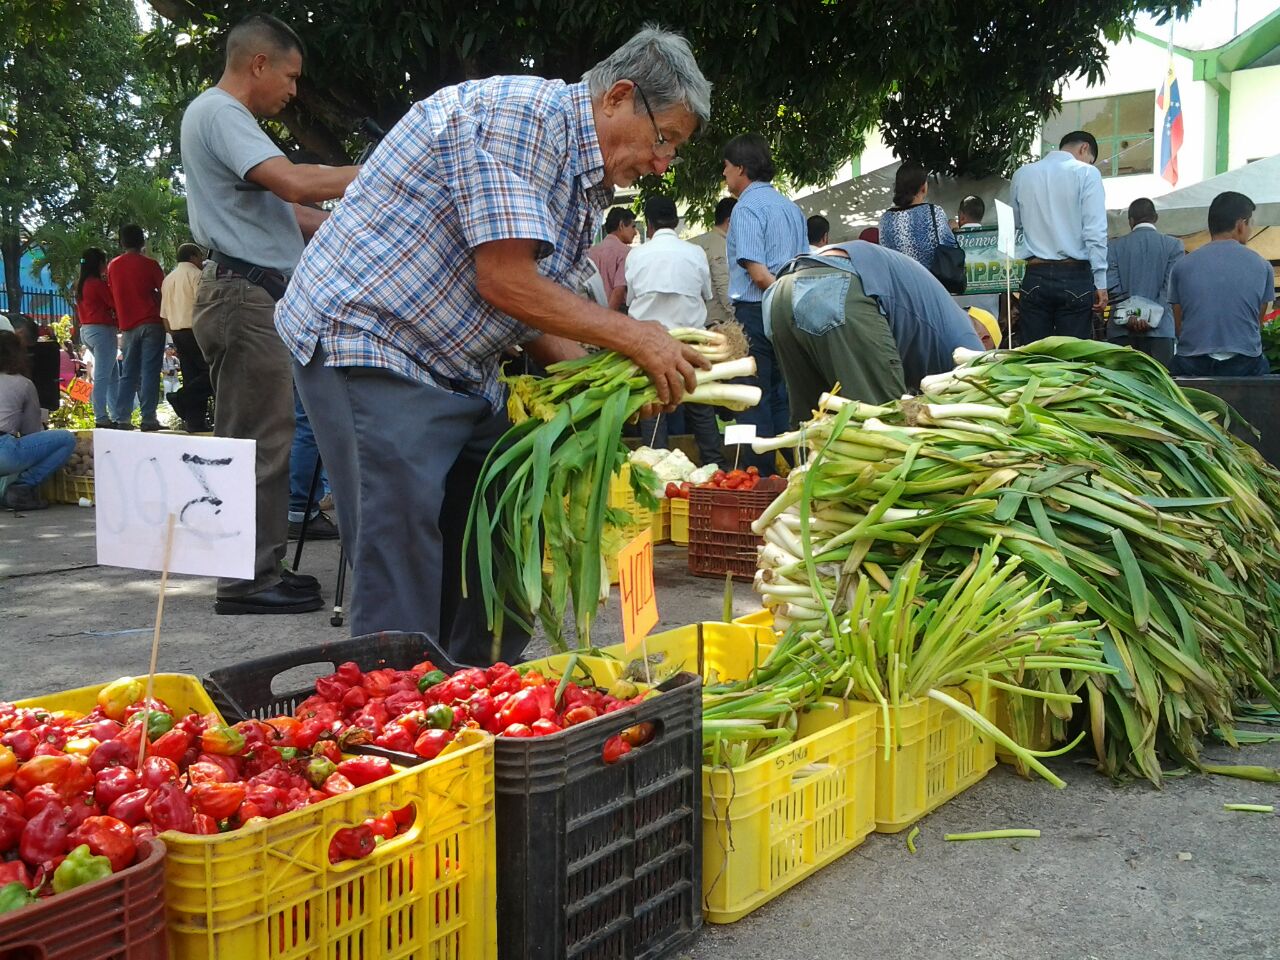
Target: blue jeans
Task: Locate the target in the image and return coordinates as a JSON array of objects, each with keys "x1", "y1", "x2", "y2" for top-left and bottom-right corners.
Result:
[
  {"x1": 0, "y1": 431, "x2": 75, "y2": 486},
  {"x1": 733, "y1": 300, "x2": 790, "y2": 474},
  {"x1": 81, "y1": 324, "x2": 123, "y2": 424},
  {"x1": 1170, "y1": 353, "x2": 1271, "y2": 377},
  {"x1": 289, "y1": 384, "x2": 329, "y2": 521},
  {"x1": 114, "y1": 323, "x2": 166, "y2": 424},
  {"x1": 1018, "y1": 262, "x2": 1094, "y2": 343}
]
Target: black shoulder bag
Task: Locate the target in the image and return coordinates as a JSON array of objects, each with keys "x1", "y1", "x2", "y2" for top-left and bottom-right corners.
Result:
[{"x1": 928, "y1": 204, "x2": 967, "y2": 295}]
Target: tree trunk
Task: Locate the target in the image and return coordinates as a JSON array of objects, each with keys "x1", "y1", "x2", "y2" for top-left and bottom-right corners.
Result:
[{"x1": 1, "y1": 217, "x2": 24, "y2": 318}]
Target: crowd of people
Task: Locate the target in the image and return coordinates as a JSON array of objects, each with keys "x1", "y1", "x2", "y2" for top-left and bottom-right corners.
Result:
[{"x1": 1, "y1": 18, "x2": 1274, "y2": 666}]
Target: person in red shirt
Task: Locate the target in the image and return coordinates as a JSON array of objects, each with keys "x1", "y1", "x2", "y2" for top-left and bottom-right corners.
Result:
[
  {"x1": 107, "y1": 224, "x2": 166, "y2": 430},
  {"x1": 75, "y1": 247, "x2": 125, "y2": 428}
]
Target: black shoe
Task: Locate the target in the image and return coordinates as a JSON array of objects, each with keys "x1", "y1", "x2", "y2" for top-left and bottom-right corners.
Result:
[
  {"x1": 2, "y1": 483, "x2": 47, "y2": 511},
  {"x1": 288, "y1": 511, "x2": 340, "y2": 541},
  {"x1": 94, "y1": 419, "x2": 114, "y2": 429},
  {"x1": 112, "y1": 421, "x2": 135, "y2": 431},
  {"x1": 281, "y1": 568, "x2": 320, "y2": 592},
  {"x1": 215, "y1": 580, "x2": 324, "y2": 615},
  {"x1": 140, "y1": 420, "x2": 163, "y2": 432},
  {"x1": 183, "y1": 419, "x2": 210, "y2": 434}
]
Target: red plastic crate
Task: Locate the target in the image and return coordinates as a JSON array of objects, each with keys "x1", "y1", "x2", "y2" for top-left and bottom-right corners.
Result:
[
  {"x1": 687, "y1": 478, "x2": 786, "y2": 581},
  {"x1": 0, "y1": 838, "x2": 168, "y2": 960}
]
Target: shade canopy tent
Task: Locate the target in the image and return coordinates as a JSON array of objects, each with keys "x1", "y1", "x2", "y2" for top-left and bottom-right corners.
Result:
[
  {"x1": 794, "y1": 162, "x2": 1012, "y2": 242},
  {"x1": 1106, "y1": 154, "x2": 1280, "y2": 237}
]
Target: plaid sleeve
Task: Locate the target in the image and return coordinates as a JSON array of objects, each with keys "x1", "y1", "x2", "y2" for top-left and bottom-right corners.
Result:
[
  {"x1": 437, "y1": 111, "x2": 558, "y2": 257},
  {"x1": 731, "y1": 203, "x2": 768, "y2": 267}
]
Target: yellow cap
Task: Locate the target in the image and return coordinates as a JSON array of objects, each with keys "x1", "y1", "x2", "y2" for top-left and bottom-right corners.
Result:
[{"x1": 967, "y1": 307, "x2": 1002, "y2": 348}]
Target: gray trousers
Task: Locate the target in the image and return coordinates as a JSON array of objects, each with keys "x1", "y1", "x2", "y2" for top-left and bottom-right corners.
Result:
[
  {"x1": 192, "y1": 263, "x2": 293, "y2": 598},
  {"x1": 1107, "y1": 335, "x2": 1175, "y2": 369},
  {"x1": 293, "y1": 344, "x2": 527, "y2": 665}
]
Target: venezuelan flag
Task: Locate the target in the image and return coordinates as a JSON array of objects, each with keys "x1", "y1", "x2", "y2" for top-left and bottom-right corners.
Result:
[{"x1": 1157, "y1": 61, "x2": 1183, "y2": 185}]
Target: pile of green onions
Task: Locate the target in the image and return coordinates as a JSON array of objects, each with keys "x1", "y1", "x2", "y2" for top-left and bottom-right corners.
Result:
[
  {"x1": 464, "y1": 325, "x2": 761, "y2": 650},
  {"x1": 703, "y1": 539, "x2": 1109, "y2": 781},
  {"x1": 750, "y1": 337, "x2": 1280, "y2": 783}
]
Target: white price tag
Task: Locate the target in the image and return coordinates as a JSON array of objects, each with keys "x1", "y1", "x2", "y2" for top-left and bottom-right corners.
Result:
[
  {"x1": 995, "y1": 199, "x2": 1017, "y2": 260},
  {"x1": 724, "y1": 423, "x2": 758, "y2": 445},
  {"x1": 93, "y1": 430, "x2": 256, "y2": 579}
]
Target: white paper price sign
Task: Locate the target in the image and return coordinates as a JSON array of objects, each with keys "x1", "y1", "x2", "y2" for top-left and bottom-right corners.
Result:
[
  {"x1": 995, "y1": 199, "x2": 1017, "y2": 260},
  {"x1": 723, "y1": 423, "x2": 757, "y2": 445},
  {"x1": 93, "y1": 430, "x2": 256, "y2": 579}
]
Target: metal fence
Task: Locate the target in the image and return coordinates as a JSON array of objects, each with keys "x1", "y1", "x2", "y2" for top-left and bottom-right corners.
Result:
[{"x1": 0, "y1": 286, "x2": 74, "y2": 321}]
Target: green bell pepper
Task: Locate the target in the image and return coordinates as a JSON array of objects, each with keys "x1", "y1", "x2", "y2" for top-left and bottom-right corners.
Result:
[
  {"x1": 0, "y1": 882, "x2": 34, "y2": 915},
  {"x1": 52, "y1": 844, "x2": 113, "y2": 894}
]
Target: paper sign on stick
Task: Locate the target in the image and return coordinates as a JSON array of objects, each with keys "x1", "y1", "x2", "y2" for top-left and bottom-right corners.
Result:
[
  {"x1": 724, "y1": 423, "x2": 757, "y2": 446},
  {"x1": 93, "y1": 430, "x2": 256, "y2": 579},
  {"x1": 995, "y1": 199, "x2": 1017, "y2": 260},
  {"x1": 617, "y1": 529, "x2": 658, "y2": 653}
]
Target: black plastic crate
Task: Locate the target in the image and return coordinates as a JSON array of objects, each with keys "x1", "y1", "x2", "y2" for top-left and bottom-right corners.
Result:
[{"x1": 205, "y1": 632, "x2": 704, "y2": 960}]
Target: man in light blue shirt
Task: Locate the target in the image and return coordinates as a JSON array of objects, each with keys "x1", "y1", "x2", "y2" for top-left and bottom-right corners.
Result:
[
  {"x1": 1169, "y1": 191, "x2": 1274, "y2": 378},
  {"x1": 1105, "y1": 197, "x2": 1184, "y2": 368},
  {"x1": 723, "y1": 133, "x2": 808, "y2": 472},
  {"x1": 1011, "y1": 130, "x2": 1108, "y2": 343}
]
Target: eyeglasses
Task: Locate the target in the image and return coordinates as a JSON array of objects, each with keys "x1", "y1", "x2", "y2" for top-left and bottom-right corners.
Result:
[{"x1": 632, "y1": 82, "x2": 682, "y2": 164}]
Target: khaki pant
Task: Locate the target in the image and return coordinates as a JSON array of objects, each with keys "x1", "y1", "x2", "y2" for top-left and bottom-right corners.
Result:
[
  {"x1": 192, "y1": 263, "x2": 294, "y2": 598},
  {"x1": 768, "y1": 266, "x2": 906, "y2": 426}
]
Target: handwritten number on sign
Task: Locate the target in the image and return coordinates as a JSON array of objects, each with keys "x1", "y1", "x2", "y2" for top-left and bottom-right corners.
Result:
[{"x1": 179, "y1": 453, "x2": 240, "y2": 541}]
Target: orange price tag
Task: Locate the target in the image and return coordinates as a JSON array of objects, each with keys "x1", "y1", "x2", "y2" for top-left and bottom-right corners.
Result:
[
  {"x1": 67, "y1": 377, "x2": 92, "y2": 404},
  {"x1": 617, "y1": 529, "x2": 658, "y2": 653}
]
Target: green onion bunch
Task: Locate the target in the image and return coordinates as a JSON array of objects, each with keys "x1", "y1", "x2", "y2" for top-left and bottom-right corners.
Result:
[
  {"x1": 465, "y1": 325, "x2": 760, "y2": 650},
  {"x1": 751, "y1": 337, "x2": 1280, "y2": 783}
]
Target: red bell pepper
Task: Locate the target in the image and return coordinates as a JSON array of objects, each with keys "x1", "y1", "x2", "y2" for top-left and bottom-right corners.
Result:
[
  {"x1": 19, "y1": 803, "x2": 76, "y2": 866},
  {"x1": 1, "y1": 729, "x2": 36, "y2": 762},
  {"x1": 242, "y1": 784, "x2": 288, "y2": 819},
  {"x1": 145, "y1": 782, "x2": 196, "y2": 833},
  {"x1": 200, "y1": 723, "x2": 246, "y2": 757},
  {"x1": 141, "y1": 728, "x2": 188, "y2": 765},
  {"x1": 321, "y1": 773, "x2": 355, "y2": 797},
  {"x1": 494, "y1": 688, "x2": 541, "y2": 729},
  {"x1": 500, "y1": 723, "x2": 534, "y2": 738},
  {"x1": 413, "y1": 729, "x2": 452, "y2": 759},
  {"x1": 139, "y1": 756, "x2": 179, "y2": 790},
  {"x1": 336, "y1": 757, "x2": 393, "y2": 787},
  {"x1": 14, "y1": 754, "x2": 94, "y2": 797},
  {"x1": 562, "y1": 705, "x2": 599, "y2": 726},
  {"x1": 192, "y1": 814, "x2": 220, "y2": 835},
  {"x1": 0, "y1": 792, "x2": 27, "y2": 851},
  {"x1": 88, "y1": 738, "x2": 132, "y2": 772},
  {"x1": 190, "y1": 782, "x2": 246, "y2": 821},
  {"x1": 94, "y1": 766, "x2": 140, "y2": 807},
  {"x1": 328, "y1": 824, "x2": 375, "y2": 863},
  {"x1": 0, "y1": 861, "x2": 31, "y2": 889},
  {"x1": 107, "y1": 789, "x2": 152, "y2": 827},
  {"x1": 69, "y1": 815, "x2": 136, "y2": 872},
  {"x1": 530, "y1": 719, "x2": 562, "y2": 736}
]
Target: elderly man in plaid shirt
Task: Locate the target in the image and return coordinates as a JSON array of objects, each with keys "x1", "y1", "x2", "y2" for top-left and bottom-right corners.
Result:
[{"x1": 276, "y1": 27, "x2": 712, "y2": 663}]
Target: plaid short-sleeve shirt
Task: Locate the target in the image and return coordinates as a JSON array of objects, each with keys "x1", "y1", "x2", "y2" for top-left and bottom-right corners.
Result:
[{"x1": 275, "y1": 77, "x2": 611, "y2": 410}]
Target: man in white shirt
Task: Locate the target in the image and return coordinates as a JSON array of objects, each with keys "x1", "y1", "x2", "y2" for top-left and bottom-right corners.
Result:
[
  {"x1": 160, "y1": 243, "x2": 212, "y2": 432},
  {"x1": 627, "y1": 195, "x2": 721, "y2": 463},
  {"x1": 1011, "y1": 130, "x2": 1107, "y2": 343}
]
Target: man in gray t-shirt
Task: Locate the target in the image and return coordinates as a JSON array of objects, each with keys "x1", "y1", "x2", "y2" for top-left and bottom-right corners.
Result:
[
  {"x1": 1169, "y1": 191, "x2": 1275, "y2": 379},
  {"x1": 181, "y1": 14, "x2": 357, "y2": 615}
]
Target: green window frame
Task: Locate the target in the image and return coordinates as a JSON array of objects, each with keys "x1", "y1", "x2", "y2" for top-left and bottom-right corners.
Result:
[{"x1": 1041, "y1": 91, "x2": 1155, "y2": 178}]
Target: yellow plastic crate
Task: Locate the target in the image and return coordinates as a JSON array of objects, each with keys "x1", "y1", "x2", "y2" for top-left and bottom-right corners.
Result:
[
  {"x1": 670, "y1": 498, "x2": 689, "y2": 545},
  {"x1": 731, "y1": 609, "x2": 780, "y2": 634},
  {"x1": 872, "y1": 682, "x2": 998, "y2": 834},
  {"x1": 162, "y1": 729, "x2": 495, "y2": 960},
  {"x1": 15, "y1": 673, "x2": 219, "y2": 718},
  {"x1": 38, "y1": 469, "x2": 95, "y2": 505},
  {"x1": 995, "y1": 690, "x2": 1059, "y2": 770},
  {"x1": 650, "y1": 499, "x2": 672, "y2": 545},
  {"x1": 609, "y1": 463, "x2": 652, "y2": 529},
  {"x1": 599, "y1": 621, "x2": 775, "y2": 686},
  {"x1": 702, "y1": 699, "x2": 877, "y2": 923},
  {"x1": 517, "y1": 652, "x2": 627, "y2": 688}
]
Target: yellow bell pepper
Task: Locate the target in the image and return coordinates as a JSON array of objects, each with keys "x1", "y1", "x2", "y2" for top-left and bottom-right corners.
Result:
[{"x1": 97, "y1": 677, "x2": 144, "y2": 722}]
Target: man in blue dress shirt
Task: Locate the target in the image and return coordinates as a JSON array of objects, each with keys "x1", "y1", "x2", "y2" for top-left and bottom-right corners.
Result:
[
  {"x1": 1105, "y1": 197, "x2": 1184, "y2": 368},
  {"x1": 1011, "y1": 130, "x2": 1108, "y2": 343},
  {"x1": 723, "y1": 133, "x2": 808, "y2": 473}
]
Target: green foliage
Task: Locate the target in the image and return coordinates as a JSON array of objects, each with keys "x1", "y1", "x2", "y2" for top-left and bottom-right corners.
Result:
[
  {"x1": 145, "y1": 0, "x2": 1192, "y2": 217},
  {"x1": 1261, "y1": 320, "x2": 1280, "y2": 371},
  {"x1": 1, "y1": 0, "x2": 184, "y2": 304}
]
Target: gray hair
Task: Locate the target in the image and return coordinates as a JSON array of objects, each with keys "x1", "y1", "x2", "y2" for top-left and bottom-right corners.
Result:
[{"x1": 584, "y1": 26, "x2": 711, "y2": 131}]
